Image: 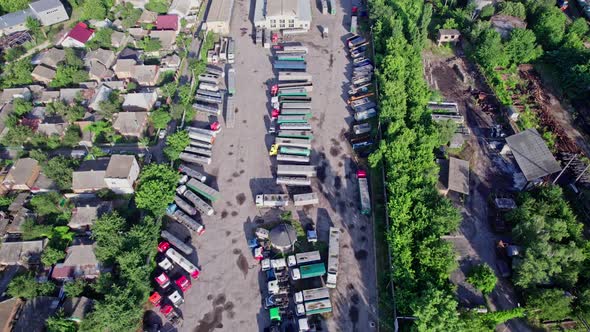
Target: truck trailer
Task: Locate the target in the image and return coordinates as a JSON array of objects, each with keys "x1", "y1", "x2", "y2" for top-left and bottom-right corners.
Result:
[
  {"x1": 276, "y1": 177, "x2": 311, "y2": 186},
  {"x1": 281, "y1": 102, "x2": 311, "y2": 109},
  {"x1": 277, "y1": 165, "x2": 316, "y2": 177},
  {"x1": 193, "y1": 102, "x2": 221, "y2": 115},
  {"x1": 357, "y1": 170, "x2": 371, "y2": 215},
  {"x1": 295, "y1": 287, "x2": 330, "y2": 304},
  {"x1": 184, "y1": 146, "x2": 212, "y2": 157},
  {"x1": 165, "y1": 248, "x2": 201, "y2": 279},
  {"x1": 186, "y1": 178, "x2": 220, "y2": 202},
  {"x1": 304, "y1": 299, "x2": 332, "y2": 315},
  {"x1": 194, "y1": 94, "x2": 223, "y2": 105},
  {"x1": 275, "y1": 137, "x2": 312, "y2": 149},
  {"x1": 227, "y1": 66, "x2": 236, "y2": 96},
  {"x1": 179, "y1": 152, "x2": 211, "y2": 165},
  {"x1": 161, "y1": 230, "x2": 194, "y2": 255},
  {"x1": 277, "y1": 130, "x2": 313, "y2": 139},
  {"x1": 279, "y1": 109, "x2": 312, "y2": 116},
  {"x1": 353, "y1": 123, "x2": 371, "y2": 135},
  {"x1": 189, "y1": 140, "x2": 213, "y2": 150},
  {"x1": 174, "y1": 195, "x2": 197, "y2": 215},
  {"x1": 291, "y1": 262, "x2": 326, "y2": 280},
  {"x1": 354, "y1": 108, "x2": 377, "y2": 121},
  {"x1": 277, "y1": 153, "x2": 310, "y2": 163},
  {"x1": 293, "y1": 193, "x2": 319, "y2": 206},
  {"x1": 187, "y1": 131, "x2": 215, "y2": 144},
  {"x1": 198, "y1": 74, "x2": 220, "y2": 84},
  {"x1": 278, "y1": 72, "x2": 312, "y2": 82},
  {"x1": 273, "y1": 61, "x2": 307, "y2": 71},
  {"x1": 178, "y1": 185, "x2": 215, "y2": 216},
  {"x1": 166, "y1": 205, "x2": 205, "y2": 235},
  {"x1": 326, "y1": 227, "x2": 341, "y2": 288},
  {"x1": 255, "y1": 194, "x2": 290, "y2": 208},
  {"x1": 278, "y1": 123, "x2": 312, "y2": 131},
  {"x1": 277, "y1": 115, "x2": 309, "y2": 124},
  {"x1": 178, "y1": 164, "x2": 207, "y2": 182},
  {"x1": 196, "y1": 89, "x2": 222, "y2": 99}
]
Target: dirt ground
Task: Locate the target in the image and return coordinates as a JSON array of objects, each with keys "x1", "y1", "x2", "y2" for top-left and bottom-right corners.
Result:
[
  {"x1": 149, "y1": 0, "x2": 378, "y2": 331},
  {"x1": 423, "y1": 47, "x2": 531, "y2": 332}
]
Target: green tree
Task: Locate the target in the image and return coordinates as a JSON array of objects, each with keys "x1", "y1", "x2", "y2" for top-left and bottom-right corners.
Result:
[
  {"x1": 0, "y1": 57, "x2": 33, "y2": 88},
  {"x1": 505, "y1": 28, "x2": 543, "y2": 65},
  {"x1": 80, "y1": 0, "x2": 108, "y2": 20},
  {"x1": 30, "y1": 192, "x2": 63, "y2": 216},
  {"x1": 178, "y1": 85, "x2": 194, "y2": 105},
  {"x1": 50, "y1": 65, "x2": 89, "y2": 88},
  {"x1": 92, "y1": 212, "x2": 126, "y2": 263},
  {"x1": 46, "y1": 313, "x2": 77, "y2": 332},
  {"x1": 497, "y1": 1, "x2": 526, "y2": 19},
  {"x1": 42, "y1": 156, "x2": 78, "y2": 190},
  {"x1": 86, "y1": 28, "x2": 114, "y2": 50},
  {"x1": 472, "y1": 28, "x2": 508, "y2": 70},
  {"x1": 7, "y1": 273, "x2": 55, "y2": 299},
  {"x1": 47, "y1": 100, "x2": 85, "y2": 122},
  {"x1": 467, "y1": 263, "x2": 497, "y2": 294},
  {"x1": 479, "y1": 4, "x2": 495, "y2": 20},
  {"x1": 3, "y1": 45, "x2": 26, "y2": 62},
  {"x1": 26, "y1": 16, "x2": 44, "y2": 39},
  {"x1": 98, "y1": 91, "x2": 121, "y2": 120},
  {"x1": 145, "y1": 0, "x2": 169, "y2": 13},
  {"x1": 0, "y1": 0, "x2": 29, "y2": 14},
  {"x1": 527, "y1": 288, "x2": 573, "y2": 321},
  {"x1": 62, "y1": 125, "x2": 82, "y2": 147},
  {"x1": 2, "y1": 125, "x2": 33, "y2": 146},
  {"x1": 63, "y1": 279, "x2": 86, "y2": 297},
  {"x1": 412, "y1": 288, "x2": 462, "y2": 331},
  {"x1": 21, "y1": 219, "x2": 53, "y2": 240},
  {"x1": 150, "y1": 110, "x2": 171, "y2": 130},
  {"x1": 567, "y1": 18, "x2": 589, "y2": 38},
  {"x1": 12, "y1": 98, "x2": 32, "y2": 117},
  {"x1": 64, "y1": 48, "x2": 84, "y2": 69},
  {"x1": 80, "y1": 286, "x2": 145, "y2": 331},
  {"x1": 160, "y1": 82, "x2": 178, "y2": 99},
  {"x1": 118, "y1": 3, "x2": 142, "y2": 29},
  {"x1": 138, "y1": 37, "x2": 162, "y2": 52},
  {"x1": 531, "y1": 6, "x2": 567, "y2": 50},
  {"x1": 41, "y1": 247, "x2": 66, "y2": 266},
  {"x1": 436, "y1": 120, "x2": 457, "y2": 146},
  {"x1": 462, "y1": 308, "x2": 526, "y2": 331},
  {"x1": 126, "y1": 81, "x2": 137, "y2": 92},
  {"x1": 135, "y1": 164, "x2": 179, "y2": 216},
  {"x1": 163, "y1": 130, "x2": 189, "y2": 161},
  {"x1": 169, "y1": 103, "x2": 188, "y2": 120}
]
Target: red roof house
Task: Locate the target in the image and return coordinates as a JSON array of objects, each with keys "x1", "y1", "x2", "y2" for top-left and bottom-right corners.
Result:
[
  {"x1": 61, "y1": 22, "x2": 95, "y2": 48},
  {"x1": 155, "y1": 15, "x2": 179, "y2": 31}
]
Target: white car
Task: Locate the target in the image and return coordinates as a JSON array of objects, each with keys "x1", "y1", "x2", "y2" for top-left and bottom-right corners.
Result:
[{"x1": 159, "y1": 129, "x2": 167, "y2": 139}]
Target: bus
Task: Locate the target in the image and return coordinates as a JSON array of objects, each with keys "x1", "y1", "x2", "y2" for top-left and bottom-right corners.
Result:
[{"x1": 326, "y1": 227, "x2": 340, "y2": 288}]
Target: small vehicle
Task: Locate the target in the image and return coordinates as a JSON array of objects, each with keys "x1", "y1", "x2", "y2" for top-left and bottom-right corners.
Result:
[
  {"x1": 157, "y1": 257, "x2": 173, "y2": 271},
  {"x1": 175, "y1": 275, "x2": 192, "y2": 292},
  {"x1": 168, "y1": 290, "x2": 184, "y2": 307},
  {"x1": 269, "y1": 144, "x2": 279, "y2": 156},
  {"x1": 160, "y1": 304, "x2": 183, "y2": 326},
  {"x1": 264, "y1": 294, "x2": 289, "y2": 309},
  {"x1": 157, "y1": 241, "x2": 171, "y2": 253},
  {"x1": 159, "y1": 129, "x2": 167, "y2": 139},
  {"x1": 149, "y1": 292, "x2": 162, "y2": 307},
  {"x1": 155, "y1": 272, "x2": 171, "y2": 288}
]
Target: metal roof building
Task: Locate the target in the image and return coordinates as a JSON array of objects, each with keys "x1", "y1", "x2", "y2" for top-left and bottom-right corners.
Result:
[
  {"x1": 254, "y1": 0, "x2": 312, "y2": 31},
  {"x1": 448, "y1": 157, "x2": 470, "y2": 195},
  {"x1": 269, "y1": 223, "x2": 297, "y2": 253},
  {"x1": 205, "y1": 0, "x2": 234, "y2": 35},
  {"x1": 505, "y1": 128, "x2": 561, "y2": 182}
]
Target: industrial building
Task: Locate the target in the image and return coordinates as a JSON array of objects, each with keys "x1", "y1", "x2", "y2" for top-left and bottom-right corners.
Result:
[
  {"x1": 253, "y1": 0, "x2": 312, "y2": 31},
  {"x1": 204, "y1": 0, "x2": 234, "y2": 35}
]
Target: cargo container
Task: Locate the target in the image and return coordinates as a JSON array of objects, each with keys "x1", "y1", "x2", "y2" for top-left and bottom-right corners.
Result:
[
  {"x1": 279, "y1": 123, "x2": 312, "y2": 130},
  {"x1": 279, "y1": 146, "x2": 311, "y2": 156},
  {"x1": 276, "y1": 137, "x2": 312, "y2": 149},
  {"x1": 278, "y1": 72, "x2": 312, "y2": 82},
  {"x1": 276, "y1": 55, "x2": 306, "y2": 62},
  {"x1": 166, "y1": 248, "x2": 201, "y2": 279},
  {"x1": 189, "y1": 140, "x2": 213, "y2": 150},
  {"x1": 198, "y1": 74, "x2": 220, "y2": 84},
  {"x1": 178, "y1": 164, "x2": 207, "y2": 182},
  {"x1": 273, "y1": 61, "x2": 307, "y2": 71},
  {"x1": 275, "y1": 82, "x2": 313, "y2": 91},
  {"x1": 295, "y1": 251, "x2": 321, "y2": 265},
  {"x1": 193, "y1": 102, "x2": 221, "y2": 115},
  {"x1": 277, "y1": 115, "x2": 309, "y2": 124},
  {"x1": 276, "y1": 177, "x2": 311, "y2": 186},
  {"x1": 326, "y1": 227, "x2": 340, "y2": 288},
  {"x1": 281, "y1": 102, "x2": 311, "y2": 109},
  {"x1": 277, "y1": 165, "x2": 316, "y2": 177},
  {"x1": 174, "y1": 195, "x2": 197, "y2": 215},
  {"x1": 161, "y1": 230, "x2": 194, "y2": 255},
  {"x1": 179, "y1": 186, "x2": 215, "y2": 216},
  {"x1": 226, "y1": 95, "x2": 235, "y2": 129},
  {"x1": 277, "y1": 87, "x2": 308, "y2": 97},
  {"x1": 304, "y1": 299, "x2": 332, "y2": 315},
  {"x1": 184, "y1": 146, "x2": 212, "y2": 157},
  {"x1": 290, "y1": 262, "x2": 326, "y2": 280},
  {"x1": 255, "y1": 194, "x2": 290, "y2": 208},
  {"x1": 227, "y1": 66, "x2": 236, "y2": 96},
  {"x1": 281, "y1": 44, "x2": 308, "y2": 54},
  {"x1": 188, "y1": 126, "x2": 218, "y2": 137},
  {"x1": 293, "y1": 193, "x2": 319, "y2": 206},
  {"x1": 187, "y1": 131, "x2": 214, "y2": 144},
  {"x1": 186, "y1": 178, "x2": 220, "y2": 202},
  {"x1": 350, "y1": 16, "x2": 357, "y2": 33},
  {"x1": 277, "y1": 154, "x2": 310, "y2": 163},
  {"x1": 277, "y1": 130, "x2": 313, "y2": 139},
  {"x1": 353, "y1": 123, "x2": 371, "y2": 135},
  {"x1": 279, "y1": 96, "x2": 312, "y2": 102},
  {"x1": 280, "y1": 109, "x2": 312, "y2": 116},
  {"x1": 295, "y1": 287, "x2": 330, "y2": 304},
  {"x1": 166, "y1": 205, "x2": 205, "y2": 235},
  {"x1": 357, "y1": 170, "x2": 371, "y2": 215},
  {"x1": 179, "y1": 152, "x2": 211, "y2": 165}
]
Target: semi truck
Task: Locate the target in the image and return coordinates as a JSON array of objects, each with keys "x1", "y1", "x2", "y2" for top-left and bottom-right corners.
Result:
[
  {"x1": 178, "y1": 185, "x2": 215, "y2": 216},
  {"x1": 357, "y1": 170, "x2": 371, "y2": 215},
  {"x1": 255, "y1": 194, "x2": 290, "y2": 208},
  {"x1": 277, "y1": 130, "x2": 313, "y2": 139},
  {"x1": 184, "y1": 146, "x2": 212, "y2": 157},
  {"x1": 168, "y1": 290, "x2": 184, "y2": 308},
  {"x1": 277, "y1": 115, "x2": 309, "y2": 124},
  {"x1": 174, "y1": 195, "x2": 197, "y2": 215},
  {"x1": 178, "y1": 164, "x2": 207, "y2": 182},
  {"x1": 186, "y1": 178, "x2": 220, "y2": 202},
  {"x1": 354, "y1": 108, "x2": 377, "y2": 121},
  {"x1": 281, "y1": 102, "x2": 311, "y2": 109},
  {"x1": 293, "y1": 193, "x2": 319, "y2": 206},
  {"x1": 279, "y1": 146, "x2": 311, "y2": 156},
  {"x1": 166, "y1": 205, "x2": 205, "y2": 235},
  {"x1": 326, "y1": 227, "x2": 340, "y2": 288},
  {"x1": 273, "y1": 61, "x2": 307, "y2": 71},
  {"x1": 353, "y1": 102, "x2": 377, "y2": 112},
  {"x1": 161, "y1": 230, "x2": 194, "y2": 255},
  {"x1": 277, "y1": 87, "x2": 307, "y2": 97},
  {"x1": 227, "y1": 66, "x2": 236, "y2": 96},
  {"x1": 193, "y1": 102, "x2": 221, "y2": 115},
  {"x1": 276, "y1": 177, "x2": 311, "y2": 186},
  {"x1": 179, "y1": 152, "x2": 211, "y2": 165},
  {"x1": 279, "y1": 109, "x2": 312, "y2": 116},
  {"x1": 278, "y1": 72, "x2": 312, "y2": 82},
  {"x1": 275, "y1": 137, "x2": 312, "y2": 149},
  {"x1": 291, "y1": 262, "x2": 326, "y2": 280},
  {"x1": 277, "y1": 154, "x2": 310, "y2": 163},
  {"x1": 294, "y1": 287, "x2": 330, "y2": 304},
  {"x1": 277, "y1": 165, "x2": 316, "y2": 177},
  {"x1": 165, "y1": 248, "x2": 201, "y2": 279},
  {"x1": 353, "y1": 123, "x2": 371, "y2": 135},
  {"x1": 227, "y1": 38, "x2": 235, "y2": 64}
]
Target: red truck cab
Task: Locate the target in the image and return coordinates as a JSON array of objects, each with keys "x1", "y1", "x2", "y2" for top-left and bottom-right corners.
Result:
[
  {"x1": 175, "y1": 275, "x2": 192, "y2": 292},
  {"x1": 149, "y1": 292, "x2": 162, "y2": 307},
  {"x1": 158, "y1": 241, "x2": 171, "y2": 253},
  {"x1": 155, "y1": 272, "x2": 171, "y2": 288},
  {"x1": 271, "y1": 109, "x2": 280, "y2": 118},
  {"x1": 356, "y1": 170, "x2": 367, "y2": 178}
]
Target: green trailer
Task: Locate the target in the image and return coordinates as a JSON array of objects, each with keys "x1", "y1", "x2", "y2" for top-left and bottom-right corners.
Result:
[
  {"x1": 280, "y1": 146, "x2": 311, "y2": 156},
  {"x1": 277, "y1": 115, "x2": 309, "y2": 124},
  {"x1": 277, "y1": 88, "x2": 307, "y2": 97},
  {"x1": 299, "y1": 263, "x2": 326, "y2": 279},
  {"x1": 277, "y1": 56, "x2": 306, "y2": 62},
  {"x1": 280, "y1": 109, "x2": 312, "y2": 116},
  {"x1": 277, "y1": 130, "x2": 314, "y2": 139},
  {"x1": 186, "y1": 178, "x2": 220, "y2": 202}
]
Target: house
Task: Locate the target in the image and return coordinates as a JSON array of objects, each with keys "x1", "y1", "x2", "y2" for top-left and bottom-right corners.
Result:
[
  {"x1": 59, "y1": 88, "x2": 85, "y2": 104},
  {"x1": 37, "y1": 116, "x2": 67, "y2": 136},
  {"x1": 2, "y1": 158, "x2": 40, "y2": 191},
  {"x1": 156, "y1": 14, "x2": 180, "y2": 31},
  {"x1": 0, "y1": 88, "x2": 31, "y2": 104},
  {"x1": 113, "y1": 111, "x2": 149, "y2": 137},
  {"x1": 149, "y1": 30, "x2": 177, "y2": 50},
  {"x1": 138, "y1": 10, "x2": 158, "y2": 24},
  {"x1": 132, "y1": 64, "x2": 160, "y2": 86},
  {"x1": 168, "y1": 0, "x2": 200, "y2": 17},
  {"x1": 0, "y1": 10, "x2": 30, "y2": 37},
  {"x1": 0, "y1": 239, "x2": 46, "y2": 266},
  {"x1": 128, "y1": 27, "x2": 148, "y2": 39},
  {"x1": 113, "y1": 59, "x2": 137, "y2": 79},
  {"x1": 0, "y1": 298, "x2": 22, "y2": 332},
  {"x1": 85, "y1": 48, "x2": 116, "y2": 81},
  {"x1": 206, "y1": 0, "x2": 235, "y2": 35},
  {"x1": 103, "y1": 80, "x2": 126, "y2": 91},
  {"x1": 89, "y1": 62, "x2": 115, "y2": 81},
  {"x1": 68, "y1": 200, "x2": 113, "y2": 230},
  {"x1": 72, "y1": 159, "x2": 109, "y2": 193},
  {"x1": 105, "y1": 155, "x2": 140, "y2": 194},
  {"x1": 29, "y1": 0, "x2": 69, "y2": 26},
  {"x1": 161, "y1": 53, "x2": 181, "y2": 69},
  {"x1": 111, "y1": 30, "x2": 131, "y2": 48},
  {"x1": 12, "y1": 297, "x2": 59, "y2": 332},
  {"x1": 504, "y1": 128, "x2": 562, "y2": 189},
  {"x1": 437, "y1": 29, "x2": 460, "y2": 46},
  {"x1": 438, "y1": 157, "x2": 470, "y2": 196},
  {"x1": 122, "y1": 91, "x2": 158, "y2": 111},
  {"x1": 118, "y1": 47, "x2": 141, "y2": 61},
  {"x1": 63, "y1": 297, "x2": 93, "y2": 322},
  {"x1": 31, "y1": 172, "x2": 59, "y2": 193},
  {"x1": 490, "y1": 15, "x2": 527, "y2": 38},
  {"x1": 39, "y1": 47, "x2": 65, "y2": 69},
  {"x1": 61, "y1": 22, "x2": 95, "y2": 48},
  {"x1": 31, "y1": 64, "x2": 56, "y2": 84},
  {"x1": 79, "y1": 81, "x2": 99, "y2": 89},
  {"x1": 51, "y1": 238, "x2": 102, "y2": 280},
  {"x1": 39, "y1": 90, "x2": 60, "y2": 104}
]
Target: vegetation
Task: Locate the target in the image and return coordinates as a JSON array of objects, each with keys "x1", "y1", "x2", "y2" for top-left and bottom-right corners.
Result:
[
  {"x1": 526, "y1": 288, "x2": 573, "y2": 322},
  {"x1": 46, "y1": 312, "x2": 77, "y2": 332},
  {"x1": 50, "y1": 50, "x2": 88, "y2": 88},
  {"x1": 86, "y1": 28, "x2": 114, "y2": 50},
  {"x1": 145, "y1": 0, "x2": 169, "y2": 14},
  {"x1": 98, "y1": 90, "x2": 122, "y2": 120},
  {"x1": 41, "y1": 156, "x2": 79, "y2": 190},
  {"x1": 0, "y1": 57, "x2": 33, "y2": 88},
  {"x1": 7, "y1": 273, "x2": 55, "y2": 299},
  {"x1": 150, "y1": 110, "x2": 172, "y2": 130},
  {"x1": 80, "y1": 0, "x2": 112, "y2": 20},
  {"x1": 137, "y1": 37, "x2": 162, "y2": 52},
  {"x1": 41, "y1": 247, "x2": 66, "y2": 267},
  {"x1": 0, "y1": 0, "x2": 28, "y2": 14},
  {"x1": 64, "y1": 279, "x2": 87, "y2": 297},
  {"x1": 46, "y1": 100, "x2": 86, "y2": 122},
  {"x1": 467, "y1": 264, "x2": 497, "y2": 294},
  {"x1": 134, "y1": 164, "x2": 179, "y2": 216},
  {"x1": 163, "y1": 130, "x2": 189, "y2": 162}
]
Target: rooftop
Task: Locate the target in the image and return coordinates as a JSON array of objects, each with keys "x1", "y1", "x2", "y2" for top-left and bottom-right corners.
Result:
[
  {"x1": 122, "y1": 91, "x2": 157, "y2": 109},
  {"x1": 206, "y1": 0, "x2": 234, "y2": 23},
  {"x1": 66, "y1": 22, "x2": 94, "y2": 44},
  {"x1": 13, "y1": 297, "x2": 58, "y2": 332},
  {"x1": 0, "y1": 239, "x2": 46, "y2": 265},
  {"x1": 4, "y1": 158, "x2": 39, "y2": 187},
  {"x1": 505, "y1": 128, "x2": 561, "y2": 181},
  {"x1": 156, "y1": 14, "x2": 179, "y2": 30},
  {"x1": 68, "y1": 200, "x2": 113, "y2": 229},
  {"x1": 39, "y1": 48, "x2": 65, "y2": 68},
  {"x1": 64, "y1": 238, "x2": 99, "y2": 266},
  {"x1": 113, "y1": 111, "x2": 149, "y2": 136},
  {"x1": 31, "y1": 64, "x2": 56, "y2": 81},
  {"x1": 448, "y1": 157, "x2": 470, "y2": 195},
  {"x1": 63, "y1": 297, "x2": 93, "y2": 322},
  {"x1": 29, "y1": 0, "x2": 64, "y2": 13},
  {"x1": 106, "y1": 155, "x2": 137, "y2": 178},
  {"x1": 72, "y1": 159, "x2": 109, "y2": 191},
  {"x1": 269, "y1": 223, "x2": 297, "y2": 249}
]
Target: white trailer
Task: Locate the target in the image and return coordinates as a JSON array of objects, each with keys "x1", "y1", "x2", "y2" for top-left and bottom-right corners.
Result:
[
  {"x1": 279, "y1": 123, "x2": 312, "y2": 130},
  {"x1": 179, "y1": 152, "x2": 211, "y2": 165},
  {"x1": 278, "y1": 72, "x2": 312, "y2": 82},
  {"x1": 165, "y1": 248, "x2": 200, "y2": 279},
  {"x1": 275, "y1": 137, "x2": 312, "y2": 149},
  {"x1": 188, "y1": 126, "x2": 219, "y2": 137},
  {"x1": 282, "y1": 45, "x2": 308, "y2": 54},
  {"x1": 281, "y1": 102, "x2": 311, "y2": 110},
  {"x1": 167, "y1": 208, "x2": 205, "y2": 235},
  {"x1": 277, "y1": 165, "x2": 316, "y2": 177},
  {"x1": 193, "y1": 102, "x2": 221, "y2": 115},
  {"x1": 195, "y1": 94, "x2": 223, "y2": 104},
  {"x1": 354, "y1": 108, "x2": 377, "y2": 121},
  {"x1": 184, "y1": 146, "x2": 212, "y2": 157},
  {"x1": 187, "y1": 131, "x2": 215, "y2": 143},
  {"x1": 295, "y1": 250, "x2": 321, "y2": 265},
  {"x1": 326, "y1": 227, "x2": 340, "y2": 288},
  {"x1": 353, "y1": 123, "x2": 371, "y2": 135},
  {"x1": 277, "y1": 154, "x2": 310, "y2": 163},
  {"x1": 179, "y1": 186, "x2": 215, "y2": 216},
  {"x1": 199, "y1": 82, "x2": 219, "y2": 92},
  {"x1": 295, "y1": 287, "x2": 330, "y2": 304},
  {"x1": 293, "y1": 193, "x2": 319, "y2": 206},
  {"x1": 189, "y1": 140, "x2": 213, "y2": 150},
  {"x1": 196, "y1": 89, "x2": 223, "y2": 98},
  {"x1": 227, "y1": 67, "x2": 236, "y2": 96},
  {"x1": 276, "y1": 177, "x2": 311, "y2": 186},
  {"x1": 255, "y1": 194, "x2": 290, "y2": 208},
  {"x1": 174, "y1": 195, "x2": 197, "y2": 215}
]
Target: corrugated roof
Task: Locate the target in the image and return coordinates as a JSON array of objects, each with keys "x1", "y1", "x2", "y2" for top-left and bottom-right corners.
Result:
[
  {"x1": 156, "y1": 14, "x2": 179, "y2": 30},
  {"x1": 66, "y1": 22, "x2": 94, "y2": 44},
  {"x1": 448, "y1": 157, "x2": 470, "y2": 195},
  {"x1": 29, "y1": 0, "x2": 63, "y2": 13},
  {"x1": 206, "y1": 0, "x2": 234, "y2": 23},
  {"x1": 505, "y1": 128, "x2": 561, "y2": 181},
  {"x1": 106, "y1": 155, "x2": 136, "y2": 179},
  {"x1": 269, "y1": 223, "x2": 297, "y2": 248}
]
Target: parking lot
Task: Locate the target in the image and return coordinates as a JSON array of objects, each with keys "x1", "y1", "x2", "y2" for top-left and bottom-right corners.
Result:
[{"x1": 155, "y1": 0, "x2": 379, "y2": 331}]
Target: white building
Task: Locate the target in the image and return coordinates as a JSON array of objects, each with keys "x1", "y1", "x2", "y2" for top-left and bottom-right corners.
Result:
[
  {"x1": 104, "y1": 155, "x2": 140, "y2": 194},
  {"x1": 253, "y1": 0, "x2": 312, "y2": 31},
  {"x1": 204, "y1": 0, "x2": 234, "y2": 35}
]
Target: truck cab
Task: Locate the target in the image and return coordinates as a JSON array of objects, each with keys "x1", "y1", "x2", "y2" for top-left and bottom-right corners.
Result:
[
  {"x1": 149, "y1": 292, "x2": 162, "y2": 307},
  {"x1": 168, "y1": 290, "x2": 184, "y2": 307},
  {"x1": 290, "y1": 268, "x2": 301, "y2": 280},
  {"x1": 157, "y1": 257, "x2": 173, "y2": 271},
  {"x1": 287, "y1": 255, "x2": 297, "y2": 267},
  {"x1": 155, "y1": 272, "x2": 171, "y2": 288},
  {"x1": 175, "y1": 275, "x2": 192, "y2": 292},
  {"x1": 158, "y1": 241, "x2": 171, "y2": 253}
]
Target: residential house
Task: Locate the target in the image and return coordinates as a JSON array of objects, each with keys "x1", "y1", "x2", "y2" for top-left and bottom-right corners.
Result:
[
  {"x1": 61, "y1": 22, "x2": 95, "y2": 48},
  {"x1": 29, "y1": 0, "x2": 69, "y2": 26},
  {"x1": 0, "y1": 88, "x2": 31, "y2": 104},
  {"x1": 436, "y1": 29, "x2": 460, "y2": 46},
  {"x1": 0, "y1": 298, "x2": 21, "y2": 332},
  {"x1": 149, "y1": 30, "x2": 177, "y2": 50},
  {"x1": 68, "y1": 200, "x2": 113, "y2": 230},
  {"x1": 122, "y1": 91, "x2": 158, "y2": 111},
  {"x1": 161, "y1": 53, "x2": 181, "y2": 69},
  {"x1": 104, "y1": 155, "x2": 140, "y2": 194},
  {"x1": 113, "y1": 58, "x2": 137, "y2": 79},
  {"x1": 111, "y1": 30, "x2": 131, "y2": 48},
  {"x1": 39, "y1": 90, "x2": 60, "y2": 104},
  {"x1": 2, "y1": 158, "x2": 40, "y2": 191},
  {"x1": 113, "y1": 111, "x2": 149, "y2": 137},
  {"x1": 132, "y1": 64, "x2": 160, "y2": 86},
  {"x1": 85, "y1": 48, "x2": 116, "y2": 81},
  {"x1": 12, "y1": 297, "x2": 59, "y2": 332},
  {"x1": 118, "y1": 47, "x2": 141, "y2": 61},
  {"x1": 0, "y1": 10, "x2": 30, "y2": 37},
  {"x1": 128, "y1": 27, "x2": 148, "y2": 40},
  {"x1": 168, "y1": 0, "x2": 201, "y2": 18},
  {"x1": 138, "y1": 10, "x2": 158, "y2": 24},
  {"x1": 490, "y1": 15, "x2": 527, "y2": 38},
  {"x1": 438, "y1": 157, "x2": 470, "y2": 196},
  {"x1": 72, "y1": 159, "x2": 109, "y2": 193},
  {"x1": 39, "y1": 47, "x2": 65, "y2": 69},
  {"x1": 59, "y1": 88, "x2": 85, "y2": 104},
  {"x1": 79, "y1": 81, "x2": 99, "y2": 89},
  {"x1": 51, "y1": 238, "x2": 102, "y2": 280},
  {"x1": 103, "y1": 80, "x2": 127, "y2": 91},
  {"x1": 0, "y1": 239, "x2": 46, "y2": 266},
  {"x1": 63, "y1": 297, "x2": 93, "y2": 322},
  {"x1": 156, "y1": 14, "x2": 180, "y2": 31},
  {"x1": 31, "y1": 172, "x2": 59, "y2": 193},
  {"x1": 31, "y1": 64, "x2": 56, "y2": 84},
  {"x1": 37, "y1": 115, "x2": 67, "y2": 136}
]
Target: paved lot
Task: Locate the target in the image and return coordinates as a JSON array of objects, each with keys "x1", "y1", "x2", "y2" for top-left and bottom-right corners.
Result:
[{"x1": 157, "y1": 0, "x2": 378, "y2": 331}]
